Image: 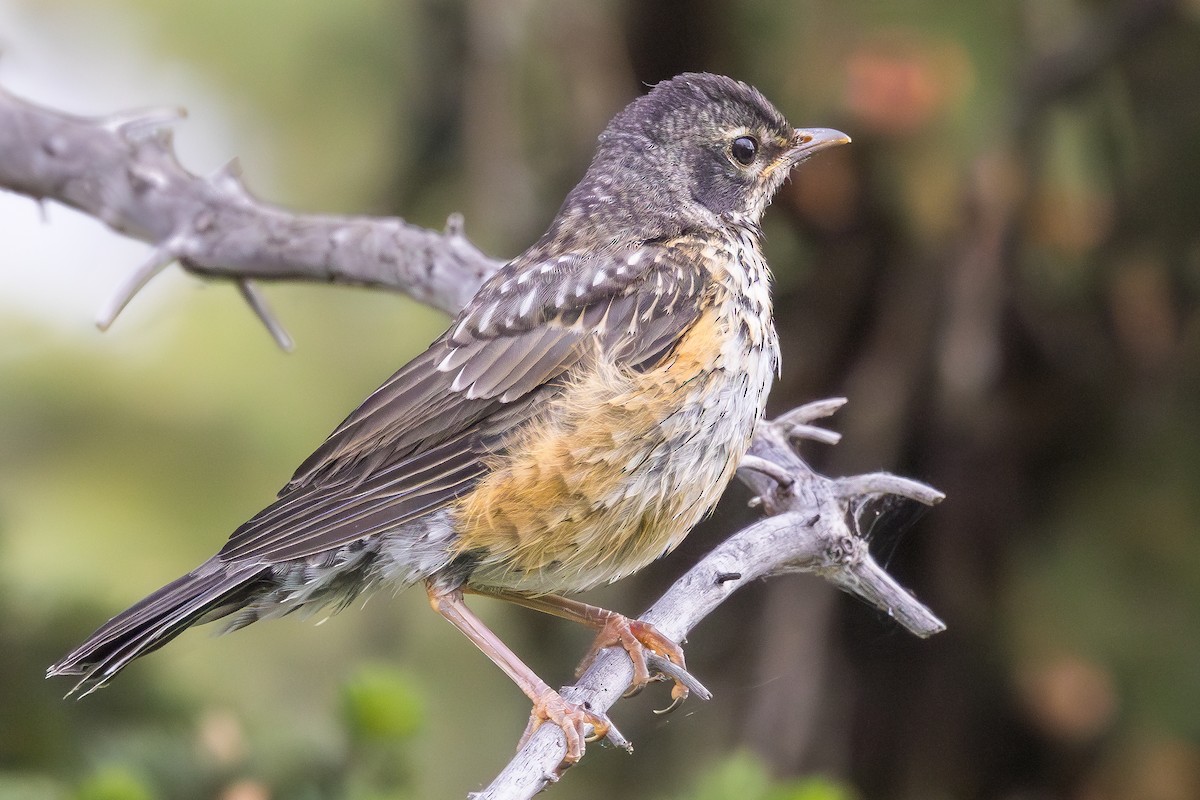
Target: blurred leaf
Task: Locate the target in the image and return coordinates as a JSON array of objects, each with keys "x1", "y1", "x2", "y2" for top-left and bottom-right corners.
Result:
[
  {"x1": 74, "y1": 767, "x2": 153, "y2": 800},
  {"x1": 340, "y1": 665, "x2": 425, "y2": 743},
  {"x1": 0, "y1": 775, "x2": 68, "y2": 800},
  {"x1": 665, "y1": 752, "x2": 855, "y2": 800},
  {"x1": 682, "y1": 751, "x2": 772, "y2": 800},
  {"x1": 766, "y1": 776, "x2": 857, "y2": 800}
]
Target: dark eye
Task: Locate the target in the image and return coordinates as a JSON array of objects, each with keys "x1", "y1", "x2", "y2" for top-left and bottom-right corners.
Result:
[{"x1": 730, "y1": 135, "x2": 758, "y2": 166}]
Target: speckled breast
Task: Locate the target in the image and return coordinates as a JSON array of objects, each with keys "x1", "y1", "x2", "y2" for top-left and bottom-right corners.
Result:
[{"x1": 455, "y1": 233, "x2": 779, "y2": 595}]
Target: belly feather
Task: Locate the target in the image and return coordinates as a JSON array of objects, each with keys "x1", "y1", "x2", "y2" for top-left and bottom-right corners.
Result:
[{"x1": 454, "y1": 306, "x2": 772, "y2": 594}]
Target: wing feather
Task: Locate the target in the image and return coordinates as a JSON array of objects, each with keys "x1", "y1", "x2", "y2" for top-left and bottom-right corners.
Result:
[{"x1": 217, "y1": 242, "x2": 710, "y2": 565}]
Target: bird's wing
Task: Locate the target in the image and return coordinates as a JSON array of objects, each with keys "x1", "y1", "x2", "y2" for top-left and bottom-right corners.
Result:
[{"x1": 217, "y1": 241, "x2": 710, "y2": 563}]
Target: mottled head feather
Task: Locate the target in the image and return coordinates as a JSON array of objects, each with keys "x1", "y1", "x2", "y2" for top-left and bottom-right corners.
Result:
[
  {"x1": 534, "y1": 73, "x2": 801, "y2": 256},
  {"x1": 601, "y1": 73, "x2": 792, "y2": 151}
]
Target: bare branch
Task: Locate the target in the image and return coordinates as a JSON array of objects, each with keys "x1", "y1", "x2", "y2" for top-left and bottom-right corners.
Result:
[
  {"x1": 236, "y1": 280, "x2": 295, "y2": 352},
  {"x1": 0, "y1": 84, "x2": 503, "y2": 334}
]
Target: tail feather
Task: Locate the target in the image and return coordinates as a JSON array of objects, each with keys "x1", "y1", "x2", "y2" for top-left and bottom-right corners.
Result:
[{"x1": 48, "y1": 559, "x2": 268, "y2": 697}]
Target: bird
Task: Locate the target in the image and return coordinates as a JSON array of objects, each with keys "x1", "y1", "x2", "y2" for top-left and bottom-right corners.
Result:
[{"x1": 48, "y1": 73, "x2": 849, "y2": 762}]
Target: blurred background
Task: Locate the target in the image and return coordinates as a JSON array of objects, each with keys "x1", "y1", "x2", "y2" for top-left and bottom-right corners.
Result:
[{"x1": 1, "y1": 0, "x2": 1199, "y2": 798}]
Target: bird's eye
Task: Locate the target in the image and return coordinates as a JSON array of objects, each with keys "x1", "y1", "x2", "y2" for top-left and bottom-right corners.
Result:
[{"x1": 730, "y1": 136, "x2": 758, "y2": 166}]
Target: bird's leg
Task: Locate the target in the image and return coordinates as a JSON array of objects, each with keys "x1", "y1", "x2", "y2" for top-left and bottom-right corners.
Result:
[
  {"x1": 425, "y1": 581, "x2": 616, "y2": 764},
  {"x1": 468, "y1": 588, "x2": 690, "y2": 711}
]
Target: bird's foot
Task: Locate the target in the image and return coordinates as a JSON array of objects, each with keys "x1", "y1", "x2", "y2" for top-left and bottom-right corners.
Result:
[
  {"x1": 520, "y1": 689, "x2": 621, "y2": 764},
  {"x1": 577, "y1": 616, "x2": 690, "y2": 712}
]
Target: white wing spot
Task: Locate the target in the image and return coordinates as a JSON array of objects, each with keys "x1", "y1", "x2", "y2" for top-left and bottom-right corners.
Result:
[
  {"x1": 592, "y1": 269, "x2": 607, "y2": 287},
  {"x1": 475, "y1": 302, "x2": 497, "y2": 334},
  {"x1": 591, "y1": 303, "x2": 613, "y2": 331},
  {"x1": 518, "y1": 290, "x2": 536, "y2": 318},
  {"x1": 641, "y1": 292, "x2": 660, "y2": 322}
]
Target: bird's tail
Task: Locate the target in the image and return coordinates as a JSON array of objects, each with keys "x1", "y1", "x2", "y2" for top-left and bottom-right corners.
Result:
[{"x1": 47, "y1": 559, "x2": 268, "y2": 697}]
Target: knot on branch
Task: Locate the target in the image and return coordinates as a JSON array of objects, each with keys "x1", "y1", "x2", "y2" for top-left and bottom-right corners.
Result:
[{"x1": 826, "y1": 533, "x2": 863, "y2": 567}]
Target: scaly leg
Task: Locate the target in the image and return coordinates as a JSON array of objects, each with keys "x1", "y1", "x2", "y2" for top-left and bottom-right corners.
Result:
[
  {"x1": 425, "y1": 581, "x2": 614, "y2": 763},
  {"x1": 468, "y1": 588, "x2": 690, "y2": 711}
]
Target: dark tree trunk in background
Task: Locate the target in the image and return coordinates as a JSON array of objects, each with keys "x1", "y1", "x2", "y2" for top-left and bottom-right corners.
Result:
[{"x1": 610, "y1": 1, "x2": 1194, "y2": 798}]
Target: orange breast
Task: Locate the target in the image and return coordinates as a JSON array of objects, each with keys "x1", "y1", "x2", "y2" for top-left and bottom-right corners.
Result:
[{"x1": 451, "y1": 303, "x2": 767, "y2": 595}]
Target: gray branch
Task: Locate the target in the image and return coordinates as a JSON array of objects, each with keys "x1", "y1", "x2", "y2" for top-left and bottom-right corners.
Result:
[
  {"x1": 0, "y1": 84, "x2": 503, "y2": 336},
  {"x1": 0, "y1": 86, "x2": 946, "y2": 799}
]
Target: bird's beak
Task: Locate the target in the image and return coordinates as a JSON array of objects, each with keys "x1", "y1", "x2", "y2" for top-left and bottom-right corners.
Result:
[{"x1": 786, "y1": 127, "x2": 852, "y2": 164}]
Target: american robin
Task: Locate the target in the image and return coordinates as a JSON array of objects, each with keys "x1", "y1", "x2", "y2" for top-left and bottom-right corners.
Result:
[{"x1": 49, "y1": 73, "x2": 849, "y2": 761}]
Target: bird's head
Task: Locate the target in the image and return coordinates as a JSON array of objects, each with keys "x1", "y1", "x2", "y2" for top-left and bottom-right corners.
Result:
[{"x1": 552, "y1": 73, "x2": 850, "y2": 244}]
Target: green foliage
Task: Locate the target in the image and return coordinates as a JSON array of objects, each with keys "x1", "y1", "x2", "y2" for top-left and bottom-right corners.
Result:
[
  {"x1": 340, "y1": 664, "x2": 425, "y2": 743},
  {"x1": 669, "y1": 752, "x2": 856, "y2": 800},
  {"x1": 332, "y1": 666, "x2": 425, "y2": 799},
  {"x1": 0, "y1": 775, "x2": 68, "y2": 800},
  {"x1": 73, "y1": 768, "x2": 153, "y2": 800}
]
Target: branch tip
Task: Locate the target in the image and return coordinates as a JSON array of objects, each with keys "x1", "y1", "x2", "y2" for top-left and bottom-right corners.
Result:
[
  {"x1": 778, "y1": 397, "x2": 848, "y2": 424},
  {"x1": 738, "y1": 454, "x2": 796, "y2": 489},
  {"x1": 645, "y1": 652, "x2": 712, "y2": 701},
  {"x1": 598, "y1": 717, "x2": 631, "y2": 752},
  {"x1": 211, "y1": 158, "x2": 252, "y2": 199},
  {"x1": 834, "y1": 473, "x2": 945, "y2": 506},
  {"x1": 217, "y1": 156, "x2": 243, "y2": 178},
  {"x1": 95, "y1": 240, "x2": 182, "y2": 330},
  {"x1": 762, "y1": 398, "x2": 848, "y2": 448},
  {"x1": 784, "y1": 422, "x2": 842, "y2": 446},
  {"x1": 237, "y1": 280, "x2": 294, "y2": 352},
  {"x1": 103, "y1": 105, "x2": 187, "y2": 139},
  {"x1": 831, "y1": 556, "x2": 947, "y2": 638}
]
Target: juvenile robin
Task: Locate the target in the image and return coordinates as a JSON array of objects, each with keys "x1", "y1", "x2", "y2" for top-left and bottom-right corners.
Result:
[{"x1": 49, "y1": 73, "x2": 849, "y2": 761}]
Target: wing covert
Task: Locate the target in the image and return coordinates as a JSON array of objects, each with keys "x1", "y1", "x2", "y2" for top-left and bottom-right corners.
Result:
[{"x1": 218, "y1": 241, "x2": 710, "y2": 564}]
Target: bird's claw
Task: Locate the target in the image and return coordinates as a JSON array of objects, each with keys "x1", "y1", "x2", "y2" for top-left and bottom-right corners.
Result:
[
  {"x1": 576, "y1": 616, "x2": 693, "y2": 711},
  {"x1": 521, "y1": 690, "x2": 622, "y2": 764},
  {"x1": 654, "y1": 682, "x2": 689, "y2": 715}
]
